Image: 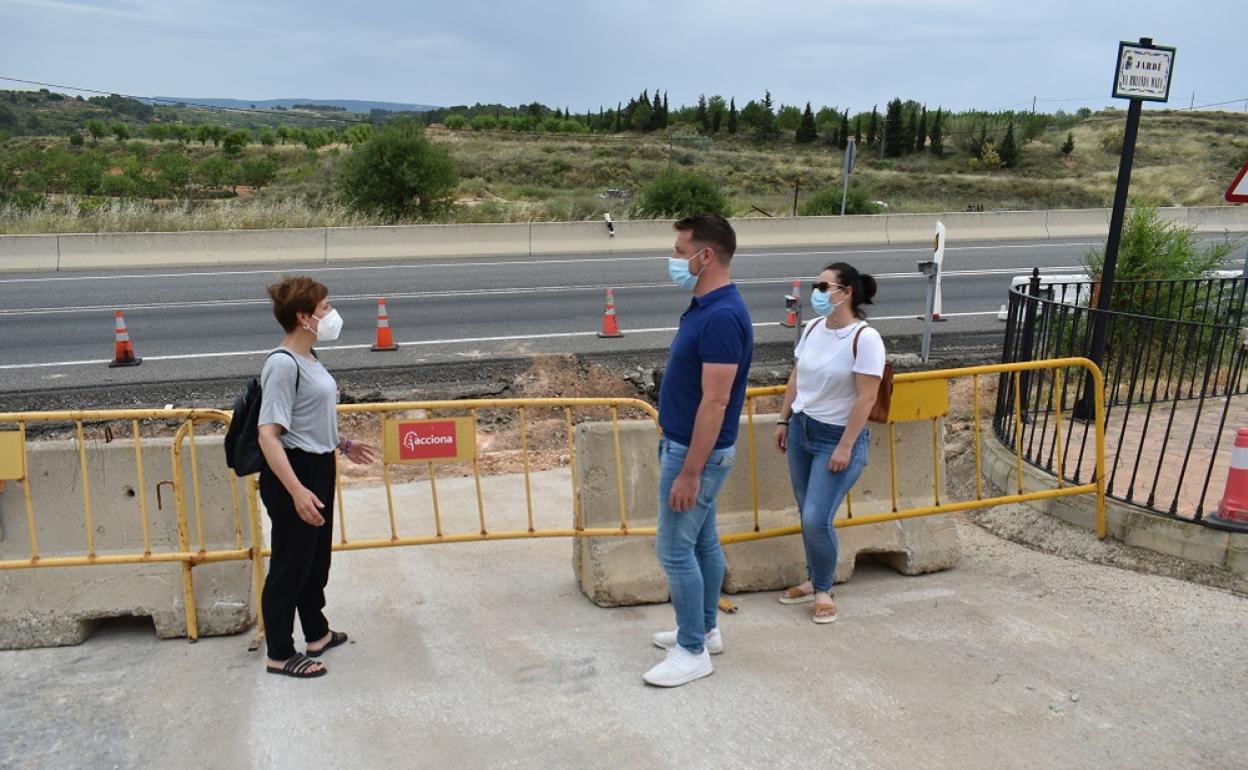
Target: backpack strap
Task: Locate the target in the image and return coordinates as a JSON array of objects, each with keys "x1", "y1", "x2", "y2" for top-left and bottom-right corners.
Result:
[{"x1": 268, "y1": 349, "x2": 301, "y2": 391}]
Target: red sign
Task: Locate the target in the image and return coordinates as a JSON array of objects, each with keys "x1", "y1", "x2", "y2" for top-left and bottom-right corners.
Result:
[
  {"x1": 1227, "y1": 161, "x2": 1248, "y2": 204},
  {"x1": 397, "y1": 420, "x2": 460, "y2": 461}
]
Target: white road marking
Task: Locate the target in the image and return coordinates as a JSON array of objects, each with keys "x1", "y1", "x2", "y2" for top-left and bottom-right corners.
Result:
[
  {"x1": 0, "y1": 266, "x2": 1085, "y2": 317},
  {"x1": 0, "y1": 312, "x2": 1001, "y2": 371}
]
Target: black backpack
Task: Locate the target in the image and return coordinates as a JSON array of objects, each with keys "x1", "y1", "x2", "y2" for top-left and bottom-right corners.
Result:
[{"x1": 224, "y1": 350, "x2": 303, "y2": 477}]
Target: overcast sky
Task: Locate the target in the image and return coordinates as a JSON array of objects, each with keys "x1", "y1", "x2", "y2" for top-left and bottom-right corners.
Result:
[{"x1": 3, "y1": 0, "x2": 1245, "y2": 114}]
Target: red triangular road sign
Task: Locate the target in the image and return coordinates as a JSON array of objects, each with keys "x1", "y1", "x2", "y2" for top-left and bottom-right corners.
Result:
[{"x1": 1228, "y1": 161, "x2": 1248, "y2": 204}]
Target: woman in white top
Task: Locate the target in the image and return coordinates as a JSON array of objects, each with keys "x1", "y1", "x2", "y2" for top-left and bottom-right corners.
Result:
[{"x1": 773, "y1": 262, "x2": 886, "y2": 624}]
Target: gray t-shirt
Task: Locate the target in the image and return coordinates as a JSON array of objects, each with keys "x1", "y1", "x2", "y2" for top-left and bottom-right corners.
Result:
[{"x1": 258, "y1": 348, "x2": 339, "y2": 454}]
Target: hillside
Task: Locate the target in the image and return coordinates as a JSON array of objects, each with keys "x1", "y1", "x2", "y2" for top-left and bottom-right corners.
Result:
[
  {"x1": 1, "y1": 88, "x2": 1246, "y2": 234},
  {"x1": 148, "y1": 97, "x2": 439, "y2": 113}
]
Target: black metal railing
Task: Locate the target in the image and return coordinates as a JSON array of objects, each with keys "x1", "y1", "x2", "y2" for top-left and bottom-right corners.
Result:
[{"x1": 995, "y1": 271, "x2": 1248, "y2": 523}]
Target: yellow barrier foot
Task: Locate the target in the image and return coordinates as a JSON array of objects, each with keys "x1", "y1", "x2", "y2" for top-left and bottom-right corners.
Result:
[{"x1": 718, "y1": 597, "x2": 738, "y2": 614}]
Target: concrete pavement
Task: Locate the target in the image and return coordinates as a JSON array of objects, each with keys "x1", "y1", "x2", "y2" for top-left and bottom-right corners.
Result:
[{"x1": 2, "y1": 469, "x2": 1245, "y2": 770}]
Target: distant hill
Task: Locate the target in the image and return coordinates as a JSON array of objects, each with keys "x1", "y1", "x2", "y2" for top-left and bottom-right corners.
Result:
[{"x1": 147, "y1": 97, "x2": 439, "y2": 114}]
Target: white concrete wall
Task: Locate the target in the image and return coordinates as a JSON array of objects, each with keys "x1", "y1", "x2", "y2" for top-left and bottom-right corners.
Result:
[{"x1": 2, "y1": 206, "x2": 1246, "y2": 272}]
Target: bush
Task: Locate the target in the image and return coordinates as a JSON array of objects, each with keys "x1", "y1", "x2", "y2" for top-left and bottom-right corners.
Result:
[
  {"x1": 799, "y1": 186, "x2": 883, "y2": 216},
  {"x1": 338, "y1": 118, "x2": 458, "y2": 218},
  {"x1": 444, "y1": 114, "x2": 467, "y2": 130},
  {"x1": 1060, "y1": 132, "x2": 1075, "y2": 156},
  {"x1": 638, "y1": 166, "x2": 730, "y2": 218},
  {"x1": 1100, "y1": 127, "x2": 1124, "y2": 155},
  {"x1": 1084, "y1": 202, "x2": 1240, "y2": 286}
]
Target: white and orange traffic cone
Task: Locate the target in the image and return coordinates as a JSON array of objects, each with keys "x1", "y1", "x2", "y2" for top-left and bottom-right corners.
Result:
[
  {"x1": 370, "y1": 298, "x2": 399, "y2": 351},
  {"x1": 108, "y1": 310, "x2": 141, "y2": 367},
  {"x1": 597, "y1": 288, "x2": 623, "y2": 338},
  {"x1": 781, "y1": 280, "x2": 800, "y2": 328},
  {"x1": 1208, "y1": 427, "x2": 1248, "y2": 530}
]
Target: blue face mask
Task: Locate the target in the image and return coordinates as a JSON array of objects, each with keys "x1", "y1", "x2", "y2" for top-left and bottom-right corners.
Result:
[
  {"x1": 667, "y1": 249, "x2": 703, "y2": 292},
  {"x1": 810, "y1": 289, "x2": 838, "y2": 317}
]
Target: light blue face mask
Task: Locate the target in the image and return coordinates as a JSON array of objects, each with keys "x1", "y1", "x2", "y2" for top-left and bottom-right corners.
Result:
[
  {"x1": 810, "y1": 289, "x2": 839, "y2": 317},
  {"x1": 667, "y1": 249, "x2": 703, "y2": 292}
]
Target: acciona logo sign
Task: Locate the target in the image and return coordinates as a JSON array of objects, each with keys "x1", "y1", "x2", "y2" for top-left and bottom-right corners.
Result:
[{"x1": 397, "y1": 420, "x2": 460, "y2": 461}]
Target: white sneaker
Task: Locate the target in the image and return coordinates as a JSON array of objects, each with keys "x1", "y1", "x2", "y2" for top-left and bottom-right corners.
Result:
[
  {"x1": 642, "y1": 645, "x2": 713, "y2": 687},
  {"x1": 652, "y1": 627, "x2": 723, "y2": 655}
]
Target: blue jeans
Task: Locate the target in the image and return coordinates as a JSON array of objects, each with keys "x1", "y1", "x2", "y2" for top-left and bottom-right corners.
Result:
[
  {"x1": 786, "y1": 412, "x2": 870, "y2": 594},
  {"x1": 655, "y1": 437, "x2": 737, "y2": 654}
]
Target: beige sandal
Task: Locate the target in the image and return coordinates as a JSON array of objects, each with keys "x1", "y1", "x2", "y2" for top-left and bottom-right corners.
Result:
[
  {"x1": 778, "y1": 585, "x2": 815, "y2": 605},
  {"x1": 812, "y1": 600, "x2": 839, "y2": 624}
]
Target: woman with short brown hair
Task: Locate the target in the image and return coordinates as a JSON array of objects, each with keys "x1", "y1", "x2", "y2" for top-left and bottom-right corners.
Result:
[{"x1": 259, "y1": 276, "x2": 374, "y2": 678}]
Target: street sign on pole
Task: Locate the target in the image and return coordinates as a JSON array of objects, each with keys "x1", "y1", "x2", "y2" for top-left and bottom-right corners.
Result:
[
  {"x1": 1077, "y1": 36, "x2": 1175, "y2": 420},
  {"x1": 1227, "y1": 161, "x2": 1248, "y2": 204},
  {"x1": 1112, "y1": 41, "x2": 1176, "y2": 101},
  {"x1": 840, "y1": 139, "x2": 856, "y2": 216}
]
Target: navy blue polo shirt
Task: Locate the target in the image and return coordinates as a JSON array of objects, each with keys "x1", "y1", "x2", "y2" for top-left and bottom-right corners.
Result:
[{"x1": 658, "y1": 283, "x2": 754, "y2": 449}]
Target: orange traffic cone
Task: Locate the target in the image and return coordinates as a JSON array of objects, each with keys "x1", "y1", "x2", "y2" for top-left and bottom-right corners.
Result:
[
  {"x1": 371, "y1": 298, "x2": 399, "y2": 351},
  {"x1": 597, "y1": 288, "x2": 623, "y2": 338},
  {"x1": 108, "y1": 310, "x2": 141, "y2": 367},
  {"x1": 781, "y1": 280, "x2": 800, "y2": 328},
  {"x1": 1209, "y1": 427, "x2": 1248, "y2": 529}
]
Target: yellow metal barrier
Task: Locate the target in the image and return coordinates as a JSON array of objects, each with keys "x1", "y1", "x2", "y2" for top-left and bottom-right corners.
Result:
[
  {"x1": 0, "y1": 360, "x2": 1104, "y2": 645},
  {"x1": 729, "y1": 357, "x2": 1106, "y2": 544}
]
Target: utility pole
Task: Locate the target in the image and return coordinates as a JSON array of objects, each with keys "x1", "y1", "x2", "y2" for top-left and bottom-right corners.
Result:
[
  {"x1": 1031, "y1": 96, "x2": 1037, "y2": 114},
  {"x1": 792, "y1": 178, "x2": 800, "y2": 217}
]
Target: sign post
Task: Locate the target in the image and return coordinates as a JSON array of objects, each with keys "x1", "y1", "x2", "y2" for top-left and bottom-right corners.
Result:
[
  {"x1": 1076, "y1": 36, "x2": 1175, "y2": 419},
  {"x1": 840, "y1": 139, "x2": 856, "y2": 216}
]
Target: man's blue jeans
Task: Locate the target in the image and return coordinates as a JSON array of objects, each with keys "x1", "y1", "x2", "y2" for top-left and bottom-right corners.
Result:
[
  {"x1": 655, "y1": 437, "x2": 737, "y2": 654},
  {"x1": 786, "y1": 412, "x2": 870, "y2": 594}
]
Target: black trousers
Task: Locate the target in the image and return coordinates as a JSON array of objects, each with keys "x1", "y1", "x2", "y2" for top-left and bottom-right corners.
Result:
[{"x1": 259, "y1": 447, "x2": 335, "y2": 661}]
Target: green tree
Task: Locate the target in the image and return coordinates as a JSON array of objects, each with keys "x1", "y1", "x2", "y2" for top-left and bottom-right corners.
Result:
[
  {"x1": 638, "y1": 166, "x2": 730, "y2": 218},
  {"x1": 258, "y1": 128, "x2": 278, "y2": 147},
  {"x1": 929, "y1": 108, "x2": 944, "y2": 157},
  {"x1": 883, "y1": 99, "x2": 905, "y2": 157},
  {"x1": 999, "y1": 121, "x2": 1018, "y2": 168},
  {"x1": 169, "y1": 123, "x2": 193, "y2": 144},
  {"x1": 776, "y1": 105, "x2": 802, "y2": 133},
  {"x1": 196, "y1": 155, "x2": 234, "y2": 188},
  {"x1": 915, "y1": 107, "x2": 927, "y2": 153},
  {"x1": 1061, "y1": 131, "x2": 1075, "y2": 156},
  {"x1": 757, "y1": 90, "x2": 777, "y2": 136},
  {"x1": 795, "y1": 102, "x2": 818, "y2": 144},
  {"x1": 240, "y1": 156, "x2": 279, "y2": 190},
  {"x1": 222, "y1": 130, "x2": 250, "y2": 157},
  {"x1": 276, "y1": 125, "x2": 293, "y2": 145},
  {"x1": 444, "y1": 114, "x2": 467, "y2": 130},
  {"x1": 727, "y1": 98, "x2": 738, "y2": 134},
  {"x1": 145, "y1": 124, "x2": 171, "y2": 142},
  {"x1": 866, "y1": 106, "x2": 879, "y2": 146},
  {"x1": 344, "y1": 124, "x2": 374, "y2": 145},
  {"x1": 196, "y1": 124, "x2": 214, "y2": 145},
  {"x1": 68, "y1": 151, "x2": 107, "y2": 194},
  {"x1": 839, "y1": 111, "x2": 850, "y2": 150},
  {"x1": 695, "y1": 95, "x2": 710, "y2": 134},
  {"x1": 110, "y1": 122, "x2": 131, "y2": 143},
  {"x1": 708, "y1": 95, "x2": 726, "y2": 134},
  {"x1": 338, "y1": 118, "x2": 459, "y2": 218},
  {"x1": 854, "y1": 115, "x2": 862, "y2": 144},
  {"x1": 154, "y1": 149, "x2": 193, "y2": 198},
  {"x1": 469, "y1": 114, "x2": 498, "y2": 131},
  {"x1": 904, "y1": 108, "x2": 919, "y2": 155},
  {"x1": 86, "y1": 120, "x2": 106, "y2": 144},
  {"x1": 68, "y1": 132, "x2": 85, "y2": 147}
]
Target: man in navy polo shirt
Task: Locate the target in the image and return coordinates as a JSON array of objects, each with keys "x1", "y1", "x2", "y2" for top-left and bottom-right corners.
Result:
[{"x1": 643, "y1": 213, "x2": 753, "y2": 688}]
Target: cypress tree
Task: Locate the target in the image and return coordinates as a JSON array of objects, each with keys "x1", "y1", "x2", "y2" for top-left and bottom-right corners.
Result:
[
  {"x1": 796, "y1": 102, "x2": 818, "y2": 143},
  {"x1": 662, "y1": 92, "x2": 669, "y2": 128},
  {"x1": 839, "y1": 110, "x2": 850, "y2": 150},
  {"x1": 759, "y1": 90, "x2": 777, "y2": 136},
  {"x1": 930, "y1": 108, "x2": 944, "y2": 157},
  {"x1": 1061, "y1": 131, "x2": 1075, "y2": 156},
  {"x1": 615, "y1": 102, "x2": 622, "y2": 133},
  {"x1": 866, "y1": 105, "x2": 878, "y2": 146},
  {"x1": 696, "y1": 95, "x2": 710, "y2": 134},
  {"x1": 999, "y1": 121, "x2": 1018, "y2": 167},
  {"x1": 904, "y1": 108, "x2": 918, "y2": 155},
  {"x1": 854, "y1": 115, "x2": 862, "y2": 144},
  {"x1": 915, "y1": 107, "x2": 927, "y2": 153},
  {"x1": 728, "y1": 98, "x2": 738, "y2": 134},
  {"x1": 883, "y1": 99, "x2": 906, "y2": 157}
]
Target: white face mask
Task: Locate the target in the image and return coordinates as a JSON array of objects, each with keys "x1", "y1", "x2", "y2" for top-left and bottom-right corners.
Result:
[{"x1": 306, "y1": 308, "x2": 343, "y2": 342}]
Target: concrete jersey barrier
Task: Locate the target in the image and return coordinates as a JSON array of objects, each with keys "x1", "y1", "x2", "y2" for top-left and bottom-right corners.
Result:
[{"x1": 2, "y1": 206, "x2": 1246, "y2": 272}]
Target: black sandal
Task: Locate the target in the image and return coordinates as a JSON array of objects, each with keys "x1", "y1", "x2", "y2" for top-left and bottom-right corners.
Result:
[
  {"x1": 307, "y1": 630, "x2": 348, "y2": 658},
  {"x1": 266, "y1": 652, "x2": 327, "y2": 678}
]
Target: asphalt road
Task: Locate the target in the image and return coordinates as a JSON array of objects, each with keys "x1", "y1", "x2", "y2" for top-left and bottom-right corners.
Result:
[{"x1": 0, "y1": 236, "x2": 1123, "y2": 395}]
